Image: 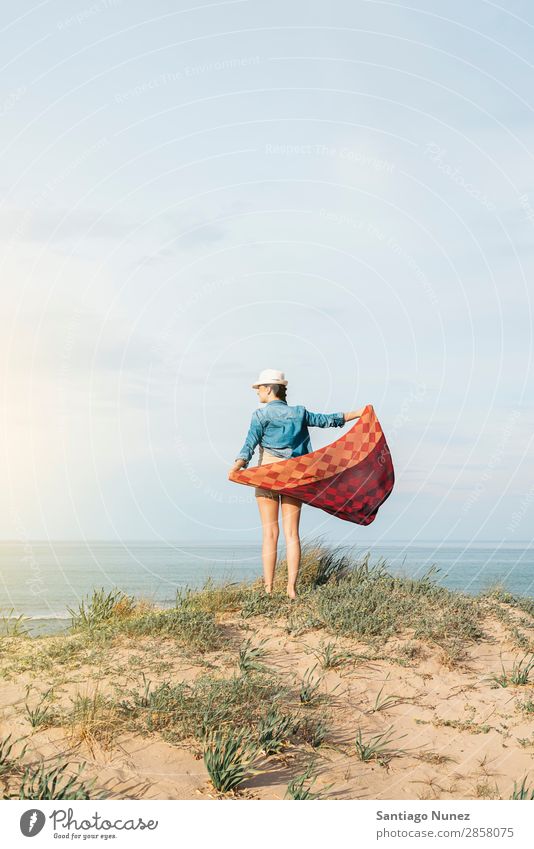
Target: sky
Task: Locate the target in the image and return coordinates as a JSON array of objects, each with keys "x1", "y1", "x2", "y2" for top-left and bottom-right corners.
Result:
[{"x1": 0, "y1": 0, "x2": 533, "y2": 545}]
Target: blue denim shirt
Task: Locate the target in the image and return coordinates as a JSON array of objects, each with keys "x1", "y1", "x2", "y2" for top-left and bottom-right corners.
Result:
[{"x1": 235, "y1": 400, "x2": 345, "y2": 466}]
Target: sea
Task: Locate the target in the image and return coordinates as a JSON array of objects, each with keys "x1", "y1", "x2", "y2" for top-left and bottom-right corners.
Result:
[{"x1": 0, "y1": 540, "x2": 532, "y2": 636}]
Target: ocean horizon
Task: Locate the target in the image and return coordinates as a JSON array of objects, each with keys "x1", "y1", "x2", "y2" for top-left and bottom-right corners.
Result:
[{"x1": 1, "y1": 539, "x2": 532, "y2": 636}]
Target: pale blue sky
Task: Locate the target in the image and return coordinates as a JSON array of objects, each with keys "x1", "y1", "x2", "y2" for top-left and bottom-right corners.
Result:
[{"x1": 0, "y1": 0, "x2": 532, "y2": 544}]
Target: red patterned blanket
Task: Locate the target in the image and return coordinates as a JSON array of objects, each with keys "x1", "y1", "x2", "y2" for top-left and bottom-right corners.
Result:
[{"x1": 228, "y1": 404, "x2": 394, "y2": 525}]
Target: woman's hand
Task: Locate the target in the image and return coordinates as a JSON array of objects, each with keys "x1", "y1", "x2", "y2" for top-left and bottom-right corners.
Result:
[
  {"x1": 344, "y1": 407, "x2": 367, "y2": 422},
  {"x1": 230, "y1": 459, "x2": 246, "y2": 474}
]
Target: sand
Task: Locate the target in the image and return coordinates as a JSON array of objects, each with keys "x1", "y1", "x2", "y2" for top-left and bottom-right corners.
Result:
[{"x1": 1, "y1": 602, "x2": 533, "y2": 800}]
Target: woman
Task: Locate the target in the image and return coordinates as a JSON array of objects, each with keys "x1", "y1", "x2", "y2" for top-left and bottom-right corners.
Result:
[{"x1": 229, "y1": 369, "x2": 365, "y2": 599}]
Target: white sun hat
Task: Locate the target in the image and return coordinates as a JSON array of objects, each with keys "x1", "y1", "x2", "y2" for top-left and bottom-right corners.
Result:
[{"x1": 251, "y1": 368, "x2": 288, "y2": 388}]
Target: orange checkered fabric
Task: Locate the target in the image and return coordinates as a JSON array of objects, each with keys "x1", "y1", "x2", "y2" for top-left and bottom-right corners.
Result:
[{"x1": 228, "y1": 404, "x2": 394, "y2": 525}]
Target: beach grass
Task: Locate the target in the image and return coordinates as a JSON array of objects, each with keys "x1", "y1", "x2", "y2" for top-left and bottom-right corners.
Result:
[
  {"x1": 0, "y1": 730, "x2": 99, "y2": 800},
  {"x1": 354, "y1": 723, "x2": 409, "y2": 765},
  {"x1": 3, "y1": 757, "x2": 99, "y2": 800},
  {"x1": 285, "y1": 762, "x2": 333, "y2": 800},
  {"x1": 203, "y1": 729, "x2": 260, "y2": 793},
  {"x1": 114, "y1": 667, "x2": 296, "y2": 743}
]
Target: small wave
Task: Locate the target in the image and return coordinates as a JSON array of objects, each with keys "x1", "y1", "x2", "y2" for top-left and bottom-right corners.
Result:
[{"x1": 7, "y1": 613, "x2": 71, "y2": 621}]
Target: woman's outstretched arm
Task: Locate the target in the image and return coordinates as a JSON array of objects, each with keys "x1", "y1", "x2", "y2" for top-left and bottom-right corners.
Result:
[
  {"x1": 304, "y1": 409, "x2": 345, "y2": 428},
  {"x1": 305, "y1": 405, "x2": 367, "y2": 428}
]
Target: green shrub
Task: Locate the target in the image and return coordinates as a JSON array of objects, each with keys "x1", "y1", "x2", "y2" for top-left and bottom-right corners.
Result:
[
  {"x1": 68, "y1": 588, "x2": 135, "y2": 631},
  {"x1": 3, "y1": 760, "x2": 100, "y2": 800},
  {"x1": 203, "y1": 730, "x2": 259, "y2": 792},
  {"x1": 257, "y1": 707, "x2": 296, "y2": 755}
]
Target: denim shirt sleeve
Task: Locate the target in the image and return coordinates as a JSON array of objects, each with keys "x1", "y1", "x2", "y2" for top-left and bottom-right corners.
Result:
[
  {"x1": 235, "y1": 409, "x2": 263, "y2": 465},
  {"x1": 304, "y1": 409, "x2": 345, "y2": 428}
]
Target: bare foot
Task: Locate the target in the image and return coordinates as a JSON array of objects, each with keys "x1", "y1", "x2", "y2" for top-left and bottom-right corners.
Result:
[{"x1": 287, "y1": 589, "x2": 297, "y2": 600}]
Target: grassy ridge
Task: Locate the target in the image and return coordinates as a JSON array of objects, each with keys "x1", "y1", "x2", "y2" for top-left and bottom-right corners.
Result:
[{"x1": 1, "y1": 539, "x2": 533, "y2": 800}]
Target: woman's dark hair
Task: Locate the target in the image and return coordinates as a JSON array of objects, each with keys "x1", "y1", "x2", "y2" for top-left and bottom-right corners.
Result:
[{"x1": 268, "y1": 383, "x2": 287, "y2": 402}]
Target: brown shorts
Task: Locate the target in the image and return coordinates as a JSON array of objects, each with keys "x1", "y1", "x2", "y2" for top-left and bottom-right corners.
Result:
[{"x1": 254, "y1": 447, "x2": 287, "y2": 499}]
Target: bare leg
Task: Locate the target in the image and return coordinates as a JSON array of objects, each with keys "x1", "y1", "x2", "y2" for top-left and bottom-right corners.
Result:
[
  {"x1": 256, "y1": 495, "x2": 280, "y2": 592},
  {"x1": 280, "y1": 495, "x2": 302, "y2": 598}
]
